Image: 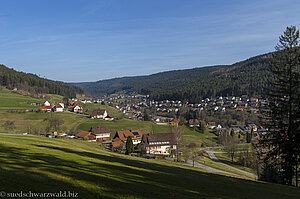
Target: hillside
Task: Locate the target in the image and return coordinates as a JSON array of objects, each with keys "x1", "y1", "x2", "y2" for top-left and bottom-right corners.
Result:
[
  {"x1": 1, "y1": 135, "x2": 300, "y2": 199},
  {"x1": 74, "y1": 52, "x2": 272, "y2": 102},
  {"x1": 0, "y1": 64, "x2": 83, "y2": 98}
]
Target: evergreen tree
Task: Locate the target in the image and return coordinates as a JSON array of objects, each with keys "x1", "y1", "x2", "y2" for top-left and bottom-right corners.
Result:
[
  {"x1": 143, "y1": 110, "x2": 151, "y2": 121},
  {"x1": 125, "y1": 136, "x2": 134, "y2": 155},
  {"x1": 259, "y1": 26, "x2": 300, "y2": 186}
]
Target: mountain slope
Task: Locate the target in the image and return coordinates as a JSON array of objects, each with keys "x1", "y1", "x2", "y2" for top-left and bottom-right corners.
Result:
[
  {"x1": 0, "y1": 64, "x2": 83, "y2": 98},
  {"x1": 74, "y1": 52, "x2": 272, "y2": 102}
]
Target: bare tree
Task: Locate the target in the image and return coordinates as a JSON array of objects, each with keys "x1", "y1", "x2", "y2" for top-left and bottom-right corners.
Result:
[
  {"x1": 45, "y1": 114, "x2": 64, "y2": 135},
  {"x1": 3, "y1": 120, "x2": 16, "y2": 132},
  {"x1": 172, "y1": 126, "x2": 184, "y2": 162},
  {"x1": 225, "y1": 135, "x2": 239, "y2": 163}
]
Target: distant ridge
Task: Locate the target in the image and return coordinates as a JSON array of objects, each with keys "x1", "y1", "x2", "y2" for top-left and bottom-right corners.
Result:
[{"x1": 73, "y1": 52, "x2": 272, "y2": 103}]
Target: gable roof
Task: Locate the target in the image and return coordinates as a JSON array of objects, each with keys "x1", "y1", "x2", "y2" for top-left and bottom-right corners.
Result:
[
  {"x1": 76, "y1": 131, "x2": 95, "y2": 140},
  {"x1": 91, "y1": 109, "x2": 106, "y2": 117},
  {"x1": 115, "y1": 129, "x2": 143, "y2": 141},
  {"x1": 142, "y1": 133, "x2": 176, "y2": 146},
  {"x1": 112, "y1": 137, "x2": 123, "y2": 148},
  {"x1": 90, "y1": 126, "x2": 110, "y2": 135},
  {"x1": 56, "y1": 104, "x2": 63, "y2": 108}
]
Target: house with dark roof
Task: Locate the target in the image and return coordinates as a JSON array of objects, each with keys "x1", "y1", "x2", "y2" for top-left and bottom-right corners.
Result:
[
  {"x1": 91, "y1": 109, "x2": 107, "y2": 119},
  {"x1": 142, "y1": 133, "x2": 177, "y2": 155},
  {"x1": 90, "y1": 126, "x2": 111, "y2": 141},
  {"x1": 112, "y1": 129, "x2": 143, "y2": 147}
]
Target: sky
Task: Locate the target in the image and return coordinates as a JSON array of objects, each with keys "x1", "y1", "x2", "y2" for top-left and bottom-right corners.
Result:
[{"x1": 0, "y1": 0, "x2": 300, "y2": 82}]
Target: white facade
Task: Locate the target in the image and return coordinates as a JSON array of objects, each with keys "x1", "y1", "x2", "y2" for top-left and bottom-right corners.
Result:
[
  {"x1": 44, "y1": 101, "x2": 50, "y2": 106},
  {"x1": 55, "y1": 107, "x2": 64, "y2": 112},
  {"x1": 132, "y1": 139, "x2": 141, "y2": 145},
  {"x1": 95, "y1": 133, "x2": 110, "y2": 140},
  {"x1": 146, "y1": 145, "x2": 176, "y2": 155},
  {"x1": 74, "y1": 105, "x2": 82, "y2": 112},
  {"x1": 97, "y1": 110, "x2": 108, "y2": 119}
]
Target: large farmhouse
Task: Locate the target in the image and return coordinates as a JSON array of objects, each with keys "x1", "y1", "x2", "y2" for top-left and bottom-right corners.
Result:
[
  {"x1": 112, "y1": 129, "x2": 143, "y2": 147},
  {"x1": 142, "y1": 133, "x2": 177, "y2": 155},
  {"x1": 90, "y1": 126, "x2": 111, "y2": 141}
]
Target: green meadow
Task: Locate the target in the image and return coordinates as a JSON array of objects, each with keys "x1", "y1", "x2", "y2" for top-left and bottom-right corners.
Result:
[
  {"x1": 0, "y1": 135, "x2": 299, "y2": 199},
  {"x1": 0, "y1": 88, "x2": 38, "y2": 109}
]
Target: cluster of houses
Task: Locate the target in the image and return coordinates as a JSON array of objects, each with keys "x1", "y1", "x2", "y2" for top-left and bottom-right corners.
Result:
[
  {"x1": 90, "y1": 94, "x2": 267, "y2": 124},
  {"x1": 39, "y1": 101, "x2": 114, "y2": 121},
  {"x1": 40, "y1": 101, "x2": 83, "y2": 113},
  {"x1": 150, "y1": 95, "x2": 267, "y2": 113},
  {"x1": 76, "y1": 127, "x2": 177, "y2": 155}
]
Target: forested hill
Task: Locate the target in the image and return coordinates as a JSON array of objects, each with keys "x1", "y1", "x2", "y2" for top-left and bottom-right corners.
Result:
[
  {"x1": 73, "y1": 52, "x2": 272, "y2": 103},
  {"x1": 0, "y1": 64, "x2": 83, "y2": 98}
]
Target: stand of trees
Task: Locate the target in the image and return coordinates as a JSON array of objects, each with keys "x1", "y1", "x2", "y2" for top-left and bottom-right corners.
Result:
[{"x1": 0, "y1": 64, "x2": 83, "y2": 98}]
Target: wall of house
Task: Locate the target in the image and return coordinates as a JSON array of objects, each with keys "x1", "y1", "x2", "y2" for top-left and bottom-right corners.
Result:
[
  {"x1": 146, "y1": 145, "x2": 172, "y2": 155},
  {"x1": 96, "y1": 133, "x2": 110, "y2": 140},
  {"x1": 132, "y1": 139, "x2": 141, "y2": 145}
]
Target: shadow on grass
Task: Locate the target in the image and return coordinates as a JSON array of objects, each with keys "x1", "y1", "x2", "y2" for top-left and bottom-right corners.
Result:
[{"x1": 0, "y1": 142, "x2": 299, "y2": 199}]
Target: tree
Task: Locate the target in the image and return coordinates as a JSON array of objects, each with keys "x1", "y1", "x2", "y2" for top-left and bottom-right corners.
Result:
[
  {"x1": 259, "y1": 26, "x2": 300, "y2": 186},
  {"x1": 45, "y1": 114, "x2": 64, "y2": 134},
  {"x1": 186, "y1": 142, "x2": 201, "y2": 167},
  {"x1": 225, "y1": 135, "x2": 239, "y2": 163},
  {"x1": 172, "y1": 126, "x2": 184, "y2": 162},
  {"x1": 63, "y1": 97, "x2": 69, "y2": 106},
  {"x1": 3, "y1": 120, "x2": 16, "y2": 132},
  {"x1": 125, "y1": 136, "x2": 134, "y2": 155},
  {"x1": 198, "y1": 120, "x2": 206, "y2": 133},
  {"x1": 143, "y1": 110, "x2": 151, "y2": 121},
  {"x1": 246, "y1": 129, "x2": 253, "y2": 143}
]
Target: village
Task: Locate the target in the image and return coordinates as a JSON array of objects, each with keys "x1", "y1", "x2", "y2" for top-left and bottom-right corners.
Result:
[{"x1": 30, "y1": 93, "x2": 268, "y2": 158}]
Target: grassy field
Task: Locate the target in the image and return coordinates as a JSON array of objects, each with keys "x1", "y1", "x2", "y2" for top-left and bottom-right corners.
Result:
[
  {"x1": 45, "y1": 94, "x2": 64, "y2": 104},
  {"x1": 82, "y1": 103, "x2": 124, "y2": 118},
  {"x1": 0, "y1": 111, "x2": 87, "y2": 134},
  {"x1": 214, "y1": 152, "x2": 257, "y2": 174},
  {"x1": 0, "y1": 135, "x2": 299, "y2": 199},
  {"x1": 197, "y1": 153, "x2": 256, "y2": 179},
  {"x1": 0, "y1": 88, "x2": 38, "y2": 109}
]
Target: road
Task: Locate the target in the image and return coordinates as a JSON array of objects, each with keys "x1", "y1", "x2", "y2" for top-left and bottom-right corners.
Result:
[{"x1": 204, "y1": 149, "x2": 258, "y2": 178}]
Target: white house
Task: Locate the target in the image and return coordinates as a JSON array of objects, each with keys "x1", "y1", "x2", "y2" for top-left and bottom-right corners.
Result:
[
  {"x1": 73, "y1": 105, "x2": 83, "y2": 113},
  {"x1": 54, "y1": 104, "x2": 64, "y2": 112},
  {"x1": 59, "y1": 103, "x2": 65, "y2": 109},
  {"x1": 44, "y1": 101, "x2": 51, "y2": 106},
  {"x1": 91, "y1": 109, "x2": 107, "y2": 119}
]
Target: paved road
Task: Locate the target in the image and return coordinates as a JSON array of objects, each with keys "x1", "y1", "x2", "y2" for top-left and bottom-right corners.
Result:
[
  {"x1": 0, "y1": 133, "x2": 35, "y2": 136},
  {"x1": 204, "y1": 150, "x2": 258, "y2": 178},
  {"x1": 165, "y1": 157, "x2": 242, "y2": 177}
]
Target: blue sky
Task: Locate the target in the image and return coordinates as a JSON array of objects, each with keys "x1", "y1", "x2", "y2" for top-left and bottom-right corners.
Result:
[{"x1": 0, "y1": 0, "x2": 299, "y2": 82}]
